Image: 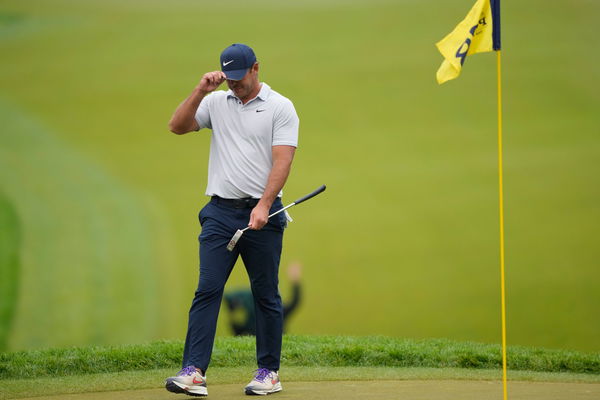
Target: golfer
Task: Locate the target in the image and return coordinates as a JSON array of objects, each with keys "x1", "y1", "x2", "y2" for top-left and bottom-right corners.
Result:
[{"x1": 165, "y1": 43, "x2": 299, "y2": 397}]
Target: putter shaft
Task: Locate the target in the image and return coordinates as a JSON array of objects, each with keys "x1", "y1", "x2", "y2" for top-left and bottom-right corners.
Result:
[{"x1": 225, "y1": 185, "x2": 326, "y2": 252}]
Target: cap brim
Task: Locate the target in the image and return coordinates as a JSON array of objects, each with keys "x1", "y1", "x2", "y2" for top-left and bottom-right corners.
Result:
[{"x1": 223, "y1": 68, "x2": 247, "y2": 81}]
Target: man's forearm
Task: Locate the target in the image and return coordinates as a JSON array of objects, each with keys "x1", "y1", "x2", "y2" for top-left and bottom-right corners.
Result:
[
  {"x1": 169, "y1": 71, "x2": 226, "y2": 134},
  {"x1": 248, "y1": 146, "x2": 295, "y2": 230},
  {"x1": 168, "y1": 87, "x2": 208, "y2": 134},
  {"x1": 258, "y1": 146, "x2": 296, "y2": 208}
]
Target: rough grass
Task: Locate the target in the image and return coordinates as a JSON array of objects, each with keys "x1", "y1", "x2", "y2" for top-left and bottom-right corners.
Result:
[{"x1": 1, "y1": 336, "x2": 598, "y2": 381}]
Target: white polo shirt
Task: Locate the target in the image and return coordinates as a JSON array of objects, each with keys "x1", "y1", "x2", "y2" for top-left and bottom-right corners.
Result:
[{"x1": 195, "y1": 83, "x2": 299, "y2": 199}]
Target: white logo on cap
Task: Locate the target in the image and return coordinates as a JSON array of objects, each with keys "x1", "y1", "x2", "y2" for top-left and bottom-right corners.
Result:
[{"x1": 223, "y1": 60, "x2": 234, "y2": 66}]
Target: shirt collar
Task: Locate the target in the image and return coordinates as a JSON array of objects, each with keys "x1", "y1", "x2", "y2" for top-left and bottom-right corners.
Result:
[
  {"x1": 227, "y1": 82, "x2": 271, "y2": 102},
  {"x1": 256, "y1": 82, "x2": 271, "y2": 100}
]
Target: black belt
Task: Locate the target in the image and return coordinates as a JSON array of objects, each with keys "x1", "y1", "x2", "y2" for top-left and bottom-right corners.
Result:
[{"x1": 212, "y1": 196, "x2": 260, "y2": 209}]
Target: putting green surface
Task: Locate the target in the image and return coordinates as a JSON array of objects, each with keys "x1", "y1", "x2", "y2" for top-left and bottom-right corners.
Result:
[
  {"x1": 14, "y1": 381, "x2": 600, "y2": 400},
  {"x1": 2, "y1": 365, "x2": 598, "y2": 400}
]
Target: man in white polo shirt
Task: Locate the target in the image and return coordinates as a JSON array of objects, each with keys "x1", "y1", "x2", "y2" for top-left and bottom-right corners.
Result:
[{"x1": 165, "y1": 44, "x2": 298, "y2": 397}]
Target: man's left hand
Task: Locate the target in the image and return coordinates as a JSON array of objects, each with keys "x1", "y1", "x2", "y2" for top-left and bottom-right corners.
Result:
[{"x1": 248, "y1": 203, "x2": 270, "y2": 230}]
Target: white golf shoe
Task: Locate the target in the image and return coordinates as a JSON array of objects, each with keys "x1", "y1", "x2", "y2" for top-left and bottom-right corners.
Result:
[
  {"x1": 165, "y1": 366, "x2": 208, "y2": 397},
  {"x1": 244, "y1": 368, "x2": 282, "y2": 395}
]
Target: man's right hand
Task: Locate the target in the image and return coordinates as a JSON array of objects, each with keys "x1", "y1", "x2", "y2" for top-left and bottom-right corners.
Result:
[
  {"x1": 168, "y1": 71, "x2": 226, "y2": 135},
  {"x1": 198, "y1": 71, "x2": 227, "y2": 93}
]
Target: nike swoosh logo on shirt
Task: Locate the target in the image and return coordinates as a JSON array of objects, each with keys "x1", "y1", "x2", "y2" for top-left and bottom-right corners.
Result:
[
  {"x1": 256, "y1": 109, "x2": 266, "y2": 113},
  {"x1": 223, "y1": 60, "x2": 234, "y2": 66}
]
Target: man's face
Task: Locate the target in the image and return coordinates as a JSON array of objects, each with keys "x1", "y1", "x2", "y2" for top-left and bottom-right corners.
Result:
[{"x1": 226, "y1": 63, "x2": 259, "y2": 101}]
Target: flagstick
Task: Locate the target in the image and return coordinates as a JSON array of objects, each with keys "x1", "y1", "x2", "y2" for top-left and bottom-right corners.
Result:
[{"x1": 496, "y1": 49, "x2": 508, "y2": 400}]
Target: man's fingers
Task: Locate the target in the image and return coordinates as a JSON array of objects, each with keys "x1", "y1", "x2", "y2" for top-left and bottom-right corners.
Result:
[
  {"x1": 200, "y1": 71, "x2": 226, "y2": 91},
  {"x1": 248, "y1": 218, "x2": 266, "y2": 230},
  {"x1": 213, "y1": 74, "x2": 225, "y2": 86},
  {"x1": 248, "y1": 207, "x2": 268, "y2": 230},
  {"x1": 251, "y1": 220, "x2": 267, "y2": 230},
  {"x1": 248, "y1": 214, "x2": 258, "y2": 230}
]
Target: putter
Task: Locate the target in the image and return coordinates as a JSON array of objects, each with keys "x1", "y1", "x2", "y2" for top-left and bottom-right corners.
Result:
[{"x1": 226, "y1": 184, "x2": 326, "y2": 251}]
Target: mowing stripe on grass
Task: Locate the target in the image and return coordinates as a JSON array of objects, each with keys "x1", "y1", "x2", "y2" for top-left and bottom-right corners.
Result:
[
  {"x1": 0, "y1": 96, "x2": 177, "y2": 350},
  {"x1": 0, "y1": 193, "x2": 20, "y2": 352}
]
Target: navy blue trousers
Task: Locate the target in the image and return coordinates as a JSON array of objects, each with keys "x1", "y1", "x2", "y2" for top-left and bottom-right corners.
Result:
[{"x1": 182, "y1": 197, "x2": 286, "y2": 372}]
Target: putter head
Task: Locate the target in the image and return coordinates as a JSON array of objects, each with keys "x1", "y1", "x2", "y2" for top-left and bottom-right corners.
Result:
[{"x1": 226, "y1": 229, "x2": 244, "y2": 252}]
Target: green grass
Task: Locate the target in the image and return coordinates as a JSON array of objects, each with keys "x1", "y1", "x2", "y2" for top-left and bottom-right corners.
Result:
[
  {"x1": 0, "y1": 98, "x2": 179, "y2": 350},
  {"x1": 1, "y1": 336, "x2": 598, "y2": 399},
  {"x1": 0, "y1": 193, "x2": 20, "y2": 352},
  {"x1": 0, "y1": 0, "x2": 598, "y2": 353},
  {"x1": 1, "y1": 336, "x2": 598, "y2": 380}
]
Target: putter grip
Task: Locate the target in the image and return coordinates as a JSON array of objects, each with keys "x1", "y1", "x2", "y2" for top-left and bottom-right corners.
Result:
[{"x1": 293, "y1": 184, "x2": 326, "y2": 205}]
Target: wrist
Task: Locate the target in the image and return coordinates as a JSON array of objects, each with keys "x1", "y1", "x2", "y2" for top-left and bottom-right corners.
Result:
[
  {"x1": 193, "y1": 86, "x2": 210, "y2": 97},
  {"x1": 256, "y1": 199, "x2": 272, "y2": 210},
  {"x1": 258, "y1": 193, "x2": 279, "y2": 209}
]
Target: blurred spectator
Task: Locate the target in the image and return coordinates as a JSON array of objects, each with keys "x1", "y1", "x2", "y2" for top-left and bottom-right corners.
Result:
[{"x1": 224, "y1": 262, "x2": 302, "y2": 336}]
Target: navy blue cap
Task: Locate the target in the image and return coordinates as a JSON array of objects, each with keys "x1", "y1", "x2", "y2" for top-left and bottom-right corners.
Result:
[{"x1": 220, "y1": 44, "x2": 257, "y2": 81}]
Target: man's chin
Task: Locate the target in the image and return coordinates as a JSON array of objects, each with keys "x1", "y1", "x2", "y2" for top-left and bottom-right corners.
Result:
[{"x1": 234, "y1": 90, "x2": 248, "y2": 99}]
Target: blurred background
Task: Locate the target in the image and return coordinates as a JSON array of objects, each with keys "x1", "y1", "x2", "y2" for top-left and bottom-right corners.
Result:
[{"x1": 1, "y1": 0, "x2": 598, "y2": 353}]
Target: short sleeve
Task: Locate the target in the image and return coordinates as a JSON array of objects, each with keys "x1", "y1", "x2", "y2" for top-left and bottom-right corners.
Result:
[
  {"x1": 272, "y1": 99, "x2": 299, "y2": 147},
  {"x1": 194, "y1": 94, "x2": 212, "y2": 130}
]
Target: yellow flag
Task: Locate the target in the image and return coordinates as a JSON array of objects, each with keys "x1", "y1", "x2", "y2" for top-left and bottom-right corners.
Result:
[{"x1": 436, "y1": 0, "x2": 494, "y2": 84}]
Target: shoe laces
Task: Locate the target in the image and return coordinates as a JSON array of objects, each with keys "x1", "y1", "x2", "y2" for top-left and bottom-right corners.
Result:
[
  {"x1": 178, "y1": 366, "x2": 198, "y2": 376},
  {"x1": 253, "y1": 368, "x2": 271, "y2": 383}
]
